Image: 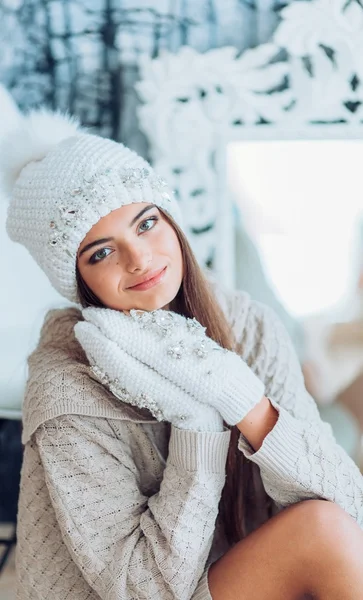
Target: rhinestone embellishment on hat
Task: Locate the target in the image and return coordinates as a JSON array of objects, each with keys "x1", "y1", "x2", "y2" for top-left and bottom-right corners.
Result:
[
  {"x1": 119, "y1": 167, "x2": 172, "y2": 201},
  {"x1": 48, "y1": 167, "x2": 173, "y2": 249}
]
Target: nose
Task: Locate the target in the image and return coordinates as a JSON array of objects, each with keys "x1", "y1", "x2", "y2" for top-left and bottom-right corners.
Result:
[{"x1": 124, "y1": 239, "x2": 152, "y2": 273}]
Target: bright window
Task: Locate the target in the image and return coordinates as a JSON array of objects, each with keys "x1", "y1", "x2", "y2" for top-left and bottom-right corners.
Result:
[{"x1": 228, "y1": 139, "x2": 363, "y2": 318}]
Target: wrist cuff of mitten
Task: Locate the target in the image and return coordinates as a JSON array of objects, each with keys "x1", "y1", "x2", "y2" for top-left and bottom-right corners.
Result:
[{"x1": 217, "y1": 368, "x2": 265, "y2": 426}]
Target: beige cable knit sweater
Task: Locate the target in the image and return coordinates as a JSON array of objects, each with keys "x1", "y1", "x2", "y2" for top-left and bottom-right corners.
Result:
[{"x1": 16, "y1": 283, "x2": 363, "y2": 600}]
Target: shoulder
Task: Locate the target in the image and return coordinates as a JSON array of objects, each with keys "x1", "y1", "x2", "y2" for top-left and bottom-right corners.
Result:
[
  {"x1": 25, "y1": 307, "x2": 91, "y2": 420},
  {"x1": 32, "y1": 306, "x2": 84, "y2": 358},
  {"x1": 23, "y1": 307, "x2": 153, "y2": 444},
  {"x1": 208, "y1": 272, "x2": 282, "y2": 350}
]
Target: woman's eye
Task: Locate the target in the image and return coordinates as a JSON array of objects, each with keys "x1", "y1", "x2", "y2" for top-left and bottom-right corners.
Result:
[
  {"x1": 89, "y1": 247, "x2": 112, "y2": 264},
  {"x1": 139, "y1": 216, "x2": 158, "y2": 233}
]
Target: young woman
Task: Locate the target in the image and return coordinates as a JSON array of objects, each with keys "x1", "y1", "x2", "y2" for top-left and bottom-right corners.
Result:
[{"x1": 3, "y1": 110, "x2": 363, "y2": 600}]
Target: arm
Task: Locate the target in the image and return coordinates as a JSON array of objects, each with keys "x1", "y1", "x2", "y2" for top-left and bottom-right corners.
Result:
[
  {"x1": 36, "y1": 414, "x2": 230, "y2": 600},
  {"x1": 234, "y1": 296, "x2": 363, "y2": 523},
  {"x1": 237, "y1": 395, "x2": 278, "y2": 451}
]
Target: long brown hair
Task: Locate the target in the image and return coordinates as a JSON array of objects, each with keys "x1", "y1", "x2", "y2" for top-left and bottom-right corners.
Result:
[{"x1": 76, "y1": 208, "x2": 273, "y2": 546}]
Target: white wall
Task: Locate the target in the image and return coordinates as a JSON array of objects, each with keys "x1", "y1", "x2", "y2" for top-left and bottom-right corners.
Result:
[
  {"x1": 0, "y1": 84, "x2": 70, "y2": 360},
  {"x1": 1, "y1": 199, "x2": 70, "y2": 405},
  {"x1": 0, "y1": 86, "x2": 71, "y2": 408},
  {"x1": 1, "y1": 200, "x2": 70, "y2": 331}
]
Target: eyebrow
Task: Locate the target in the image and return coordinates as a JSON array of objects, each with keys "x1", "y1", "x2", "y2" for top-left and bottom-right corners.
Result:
[{"x1": 78, "y1": 204, "x2": 156, "y2": 258}]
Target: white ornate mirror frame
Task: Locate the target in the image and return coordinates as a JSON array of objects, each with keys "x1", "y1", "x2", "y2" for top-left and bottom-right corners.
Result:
[{"x1": 136, "y1": 0, "x2": 363, "y2": 287}]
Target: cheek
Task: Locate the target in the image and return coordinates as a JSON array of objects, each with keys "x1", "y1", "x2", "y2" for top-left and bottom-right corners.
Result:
[
  {"x1": 100, "y1": 262, "x2": 126, "y2": 292},
  {"x1": 82, "y1": 262, "x2": 122, "y2": 297},
  {"x1": 161, "y1": 229, "x2": 183, "y2": 269}
]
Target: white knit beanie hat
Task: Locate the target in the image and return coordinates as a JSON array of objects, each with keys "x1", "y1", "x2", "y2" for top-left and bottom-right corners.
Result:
[{"x1": 1, "y1": 109, "x2": 183, "y2": 303}]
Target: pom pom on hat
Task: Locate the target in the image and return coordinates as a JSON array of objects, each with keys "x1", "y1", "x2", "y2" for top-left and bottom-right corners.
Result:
[{"x1": 0, "y1": 108, "x2": 81, "y2": 199}]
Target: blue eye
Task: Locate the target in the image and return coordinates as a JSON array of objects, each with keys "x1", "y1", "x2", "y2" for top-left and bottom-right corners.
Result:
[
  {"x1": 139, "y1": 216, "x2": 158, "y2": 232},
  {"x1": 88, "y1": 216, "x2": 158, "y2": 265},
  {"x1": 89, "y1": 247, "x2": 112, "y2": 264}
]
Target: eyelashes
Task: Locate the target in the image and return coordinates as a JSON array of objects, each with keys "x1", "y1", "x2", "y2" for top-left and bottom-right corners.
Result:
[
  {"x1": 89, "y1": 247, "x2": 112, "y2": 264},
  {"x1": 88, "y1": 215, "x2": 159, "y2": 265},
  {"x1": 138, "y1": 215, "x2": 158, "y2": 233}
]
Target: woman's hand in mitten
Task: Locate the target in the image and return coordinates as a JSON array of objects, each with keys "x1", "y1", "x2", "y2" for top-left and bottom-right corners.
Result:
[
  {"x1": 74, "y1": 318, "x2": 224, "y2": 432},
  {"x1": 80, "y1": 307, "x2": 265, "y2": 426}
]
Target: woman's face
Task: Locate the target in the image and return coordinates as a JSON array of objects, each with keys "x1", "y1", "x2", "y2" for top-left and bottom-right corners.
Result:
[{"x1": 77, "y1": 203, "x2": 183, "y2": 311}]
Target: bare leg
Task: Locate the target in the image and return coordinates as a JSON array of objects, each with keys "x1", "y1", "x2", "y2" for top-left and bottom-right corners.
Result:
[{"x1": 208, "y1": 499, "x2": 363, "y2": 600}]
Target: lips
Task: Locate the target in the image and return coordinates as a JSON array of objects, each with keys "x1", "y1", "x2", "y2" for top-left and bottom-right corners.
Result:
[{"x1": 127, "y1": 267, "x2": 167, "y2": 291}]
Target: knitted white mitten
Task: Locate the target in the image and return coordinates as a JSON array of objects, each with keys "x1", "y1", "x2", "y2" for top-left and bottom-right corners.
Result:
[
  {"x1": 74, "y1": 320, "x2": 224, "y2": 432},
  {"x1": 79, "y1": 307, "x2": 265, "y2": 426}
]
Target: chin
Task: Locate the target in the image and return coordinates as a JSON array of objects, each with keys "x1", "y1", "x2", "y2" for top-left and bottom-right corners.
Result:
[
  {"x1": 141, "y1": 293, "x2": 175, "y2": 312},
  {"x1": 131, "y1": 285, "x2": 179, "y2": 312}
]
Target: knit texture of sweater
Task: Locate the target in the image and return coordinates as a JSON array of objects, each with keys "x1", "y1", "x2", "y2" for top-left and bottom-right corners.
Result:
[{"x1": 16, "y1": 281, "x2": 363, "y2": 600}]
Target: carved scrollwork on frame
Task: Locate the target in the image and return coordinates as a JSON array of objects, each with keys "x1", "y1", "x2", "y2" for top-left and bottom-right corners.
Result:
[{"x1": 136, "y1": 0, "x2": 363, "y2": 280}]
